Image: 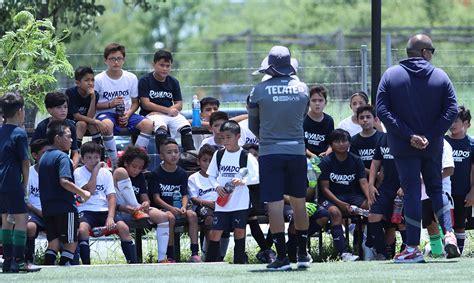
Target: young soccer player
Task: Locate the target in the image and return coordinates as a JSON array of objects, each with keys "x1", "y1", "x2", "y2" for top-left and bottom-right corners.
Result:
[
  {"x1": 238, "y1": 96, "x2": 259, "y2": 146},
  {"x1": 75, "y1": 142, "x2": 138, "y2": 264},
  {"x1": 25, "y1": 139, "x2": 49, "y2": 265},
  {"x1": 205, "y1": 121, "x2": 259, "y2": 264},
  {"x1": 304, "y1": 85, "x2": 334, "y2": 158},
  {"x1": 66, "y1": 66, "x2": 103, "y2": 148},
  {"x1": 31, "y1": 92, "x2": 80, "y2": 168},
  {"x1": 113, "y1": 145, "x2": 170, "y2": 263},
  {"x1": 337, "y1": 91, "x2": 369, "y2": 137},
  {"x1": 138, "y1": 50, "x2": 194, "y2": 152},
  {"x1": 149, "y1": 138, "x2": 201, "y2": 262},
  {"x1": 319, "y1": 129, "x2": 374, "y2": 261},
  {"x1": 192, "y1": 97, "x2": 220, "y2": 149},
  {"x1": 94, "y1": 43, "x2": 154, "y2": 167},
  {"x1": 445, "y1": 106, "x2": 474, "y2": 255},
  {"x1": 199, "y1": 111, "x2": 229, "y2": 150},
  {"x1": 39, "y1": 120, "x2": 91, "y2": 266},
  {"x1": 0, "y1": 93, "x2": 40, "y2": 273}
]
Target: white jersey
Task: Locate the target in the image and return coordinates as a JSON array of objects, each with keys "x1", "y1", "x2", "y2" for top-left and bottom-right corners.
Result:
[
  {"x1": 338, "y1": 116, "x2": 362, "y2": 137},
  {"x1": 188, "y1": 171, "x2": 218, "y2": 209},
  {"x1": 74, "y1": 166, "x2": 116, "y2": 212},
  {"x1": 199, "y1": 136, "x2": 221, "y2": 150},
  {"x1": 94, "y1": 70, "x2": 138, "y2": 115},
  {"x1": 207, "y1": 148, "x2": 259, "y2": 212},
  {"x1": 27, "y1": 165, "x2": 41, "y2": 210},
  {"x1": 421, "y1": 140, "x2": 454, "y2": 200},
  {"x1": 239, "y1": 119, "x2": 259, "y2": 145}
]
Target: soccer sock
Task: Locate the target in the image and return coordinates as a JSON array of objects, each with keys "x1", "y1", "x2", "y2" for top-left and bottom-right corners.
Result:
[
  {"x1": 308, "y1": 221, "x2": 322, "y2": 236},
  {"x1": 273, "y1": 232, "x2": 287, "y2": 260},
  {"x1": 190, "y1": 243, "x2": 199, "y2": 256},
  {"x1": 44, "y1": 249, "x2": 57, "y2": 265},
  {"x1": 429, "y1": 234, "x2": 443, "y2": 256},
  {"x1": 71, "y1": 246, "x2": 80, "y2": 265},
  {"x1": 77, "y1": 138, "x2": 83, "y2": 149},
  {"x1": 154, "y1": 128, "x2": 169, "y2": 154},
  {"x1": 12, "y1": 230, "x2": 26, "y2": 262},
  {"x1": 59, "y1": 250, "x2": 75, "y2": 266},
  {"x1": 286, "y1": 232, "x2": 297, "y2": 261},
  {"x1": 79, "y1": 239, "x2": 90, "y2": 264},
  {"x1": 266, "y1": 230, "x2": 274, "y2": 249},
  {"x1": 233, "y1": 238, "x2": 247, "y2": 264},
  {"x1": 91, "y1": 132, "x2": 102, "y2": 144},
  {"x1": 116, "y1": 178, "x2": 140, "y2": 208},
  {"x1": 135, "y1": 132, "x2": 152, "y2": 149},
  {"x1": 249, "y1": 219, "x2": 268, "y2": 251},
  {"x1": 167, "y1": 245, "x2": 175, "y2": 260},
  {"x1": 296, "y1": 229, "x2": 309, "y2": 257},
  {"x1": 156, "y1": 222, "x2": 169, "y2": 261},
  {"x1": 330, "y1": 225, "x2": 346, "y2": 255},
  {"x1": 205, "y1": 240, "x2": 220, "y2": 262},
  {"x1": 371, "y1": 221, "x2": 386, "y2": 255},
  {"x1": 180, "y1": 126, "x2": 195, "y2": 152},
  {"x1": 386, "y1": 242, "x2": 396, "y2": 259},
  {"x1": 2, "y1": 229, "x2": 13, "y2": 260},
  {"x1": 220, "y1": 233, "x2": 230, "y2": 259},
  {"x1": 121, "y1": 240, "x2": 138, "y2": 264},
  {"x1": 455, "y1": 232, "x2": 466, "y2": 254},
  {"x1": 438, "y1": 224, "x2": 445, "y2": 238},
  {"x1": 103, "y1": 135, "x2": 118, "y2": 165},
  {"x1": 366, "y1": 222, "x2": 374, "y2": 248},
  {"x1": 25, "y1": 236, "x2": 36, "y2": 262}
]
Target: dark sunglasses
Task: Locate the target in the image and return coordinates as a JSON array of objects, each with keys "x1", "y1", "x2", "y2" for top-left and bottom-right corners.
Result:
[{"x1": 421, "y1": 48, "x2": 435, "y2": 54}]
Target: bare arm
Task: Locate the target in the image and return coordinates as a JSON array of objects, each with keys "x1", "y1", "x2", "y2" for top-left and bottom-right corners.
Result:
[
  {"x1": 442, "y1": 166, "x2": 454, "y2": 179},
  {"x1": 59, "y1": 177, "x2": 91, "y2": 201},
  {"x1": 21, "y1": 159, "x2": 30, "y2": 194},
  {"x1": 140, "y1": 97, "x2": 173, "y2": 115}
]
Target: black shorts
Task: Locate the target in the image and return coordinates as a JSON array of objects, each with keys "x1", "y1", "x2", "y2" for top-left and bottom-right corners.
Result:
[
  {"x1": 369, "y1": 182, "x2": 399, "y2": 220},
  {"x1": 320, "y1": 193, "x2": 366, "y2": 210},
  {"x1": 28, "y1": 213, "x2": 46, "y2": 231},
  {"x1": 195, "y1": 205, "x2": 214, "y2": 220},
  {"x1": 79, "y1": 210, "x2": 120, "y2": 228},
  {"x1": 212, "y1": 209, "x2": 249, "y2": 231},
  {"x1": 0, "y1": 190, "x2": 27, "y2": 214},
  {"x1": 452, "y1": 195, "x2": 468, "y2": 230},
  {"x1": 44, "y1": 212, "x2": 79, "y2": 244}
]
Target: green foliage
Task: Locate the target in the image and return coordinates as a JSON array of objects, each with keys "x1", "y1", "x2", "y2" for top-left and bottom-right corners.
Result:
[{"x1": 0, "y1": 11, "x2": 74, "y2": 112}]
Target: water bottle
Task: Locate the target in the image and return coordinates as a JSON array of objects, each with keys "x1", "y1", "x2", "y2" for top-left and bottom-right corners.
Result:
[
  {"x1": 191, "y1": 95, "x2": 201, "y2": 127},
  {"x1": 173, "y1": 190, "x2": 183, "y2": 218},
  {"x1": 350, "y1": 205, "x2": 369, "y2": 217},
  {"x1": 115, "y1": 102, "x2": 126, "y2": 127},
  {"x1": 391, "y1": 195, "x2": 403, "y2": 224},
  {"x1": 90, "y1": 224, "x2": 118, "y2": 237},
  {"x1": 307, "y1": 159, "x2": 317, "y2": 189},
  {"x1": 216, "y1": 168, "x2": 249, "y2": 206}
]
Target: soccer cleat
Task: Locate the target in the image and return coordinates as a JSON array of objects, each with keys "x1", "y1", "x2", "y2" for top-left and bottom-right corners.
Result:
[
  {"x1": 444, "y1": 232, "x2": 461, "y2": 259},
  {"x1": 393, "y1": 247, "x2": 425, "y2": 263},
  {"x1": 266, "y1": 257, "x2": 292, "y2": 271},
  {"x1": 296, "y1": 254, "x2": 313, "y2": 269},
  {"x1": 189, "y1": 255, "x2": 202, "y2": 263},
  {"x1": 341, "y1": 252, "x2": 359, "y2": 262},
  {"x1": 132, "y1": 210, "x2": 150, "y2": 221},
  {"x1": 10, "y1": 261, "x2": 41, "y2": 273}
]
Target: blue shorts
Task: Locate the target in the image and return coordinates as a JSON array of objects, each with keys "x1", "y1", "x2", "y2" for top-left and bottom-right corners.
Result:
[
  {"x1": 212, "y1": 209, "x2": 249, "y2": 231},
  {"x1": 320, "y1": 193, "x2": 366, "y2": 210},
  {"x1": 96, "y1": 112, "x2": 146, "y2": 135},
  {"x1": 259, "y1": 154, "x2": 307, "y2": 202},
  {"x1": 369, "y1": 182, "x2": 399, "y2": 220},
  {"x1": 79, "y1": 211, "x2": 120, "y2": 227},
  {"x1": 28, "y1": 213, "x2": 45, "y2": 230},
  {"x1": 0, "y1": 190, "x2": 27, "y2": 214},
  {"x1": 310, "y1": 206, "x2": 330, "y2": 221}
]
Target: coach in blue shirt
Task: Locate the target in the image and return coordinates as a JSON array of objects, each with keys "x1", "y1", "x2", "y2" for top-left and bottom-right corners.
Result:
[{"x1": 376, "y1": 34, "x2": 459, "y2": 263}]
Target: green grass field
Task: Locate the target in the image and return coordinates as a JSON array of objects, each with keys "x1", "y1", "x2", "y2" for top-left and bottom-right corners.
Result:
[{"x1": 2, "y1": 258, "x2": 474, "y2": 283}]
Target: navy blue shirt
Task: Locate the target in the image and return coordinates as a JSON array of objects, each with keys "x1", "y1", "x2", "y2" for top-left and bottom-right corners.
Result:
[
  {"x1": 66, "y1": 86, "x2": 99, "y2": 121},
  {"x1": 319, "y1": 152, "x2": 366, "y2": 198},
  {"x1": 0, "y1": 125, "x2": 29, "y2": 193},
  {"x1": 31, "y1": 118, "x2": 78, "y2": 151},
  {"x1": 38, "y1": 148, "x2": 76, "y2": 216},
  {"x1": 148, "y1": 165, "x2": 188, "y2": 207},
  {"x1": 445, "y1": 135, "x2": 474, "y2": 196},
  {"x1": 350, "y1": 131, "x2": 384, "y2": 169},
  {"x1": 373, "y1": 133, "x2": 400, "y2": 187},
  {"x1": 130, "y1": 172, "x2": 148, "y2": 203},
  {"x1": 138, "y1": 73, "x2": 182, "y2": 116},
  {"x1": 303, "y1": 113, "x2": 334, "y2": 155}
]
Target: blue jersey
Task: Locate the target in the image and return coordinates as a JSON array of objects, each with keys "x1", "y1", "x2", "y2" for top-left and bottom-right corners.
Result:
[
  {"x1": 138, "y1": 73, "x2": 182, "y2": 117},
  {"x1": 373, "y1": 133, "x2": 400, "y2": 187},
  {"x1": 31, "y1": 118, "x2": 78, "y2": 151},
  {"x1": 148, "y1": 165, "x2": 188, "y2": 207},
  {"x1": 0, "y1": 125, "x2": 29, "y2": 193},
  {"x1": 38, "y1": 148, "x2": 76, "y2": 216},
  {"x1": 319, "y1": 152, "x2": 366, "y2": 198},
  {"x1": 303, "y1": 113, "x2": 334, "y2": 155},
  {"x1": 350, "y1": 131, "x2": 384, "y2": 169},
  {"x1": 445, "y1": 135, "x2": 474, "y2": 196},
  {"x1": 130, "y1": 172, "x2": 148, "y2": 203},
  {"x1": 66, "y1": 86, "x2": 99, "y2": 121}
]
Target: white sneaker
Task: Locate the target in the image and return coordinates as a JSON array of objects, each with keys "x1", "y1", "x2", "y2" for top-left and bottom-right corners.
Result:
[
  {"x1": 363, "y1": 241, "x2": 375, "y2": 261},
  {"x1": 341, "y1": 252, "x2": 359, "y2": 262}
]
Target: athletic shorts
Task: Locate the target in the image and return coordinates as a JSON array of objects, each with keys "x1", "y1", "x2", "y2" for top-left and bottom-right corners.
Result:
[
  {"x1": 452, "y1": 195, "x2": 468, "y2": 230},
  {"x1": 195, "y1": 205, "x2": 215, "y2": 220},
  {"x1": 212, "y1": 209, "x2": 249, "y2": 231},
  {"x1": 79, "y1": 210, "x2": 120, "y2": 228},
  {"x1": 146, "y1": 113, "x2": 189, "y2": 138},
  {"x1": 248, "y1": 184, "x2": 266, "y2": 216},
  {"x1": 28, "y1": 213, "x2": 45, "y2": 231},
  {"x1": 96, "y1": 112, "x2": 146, "y2": 135},
  {"x1": 369, "y1": 182, "x2": 400, "y2": 220},
  {"x1": 422, "y1": 193, "x2": 454, "y2": 229},
  {"x1": 0, "y1": 190, "x2": 27, "y2": 214},
  {"x1": 44, "y1": 211, "x2": 79, "y2": 243},
  {"x1": 320, "y1": 193, "x2": 366, "y2": 210},
  {"x1": 259, "y1": 154, "x2": 307, "y2": 202}
]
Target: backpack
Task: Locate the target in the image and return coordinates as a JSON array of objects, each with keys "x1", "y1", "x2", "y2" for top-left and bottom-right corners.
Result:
[{"x1": 216, "y1": 148, "x2": 248, "y2": 172}]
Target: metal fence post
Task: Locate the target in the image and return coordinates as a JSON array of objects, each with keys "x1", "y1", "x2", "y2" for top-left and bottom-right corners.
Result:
[
  {"x1": 360, "y1": 45, "x2": 368, "y2": 94},
  {"x1": 386, "y1": 33, "x2": 392, "y2": 68}
]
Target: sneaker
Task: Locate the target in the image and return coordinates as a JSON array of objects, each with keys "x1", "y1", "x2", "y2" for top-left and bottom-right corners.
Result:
[
  {"x1": 363, "y1": 243, "x2": 375, "y2": 261},
  {"x1": 10, "y1": 261, "x2": 41, "y2": 273},
  {"x1": 393, "y1": 247, "x2": 425, "y2": 263},
  {"x1": 256, "y1": 249, "x2": 276, "y2": 264},
  {"x1": 341, "y1": 252, "x2": 359, "y2": 262},
  {"x1": 2, "y1": 258, "x2": 11, "y2": 273},
  {"x1": 444, "y1": 232, "x2": 461, "y2": 259},
  {"x1": 189, "y1": 255, "x2": 202, "y2": 263},
  {"x1": 132, "y1": 210, "x2": 150, "y2": 221},
  {"x1": 158, "y1": 258, "x2": 176, "y2": 264},
  {"x1": 296, "y1": 254, "x2": 313, "y2": 269},
  {"x1": 266, "y1": 257, "x2": 291, "y2": 271}
]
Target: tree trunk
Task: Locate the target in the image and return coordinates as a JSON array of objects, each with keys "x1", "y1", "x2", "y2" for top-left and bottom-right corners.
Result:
[{"x1": 24, "y1": 103, "x2": 38, "y2": 132}]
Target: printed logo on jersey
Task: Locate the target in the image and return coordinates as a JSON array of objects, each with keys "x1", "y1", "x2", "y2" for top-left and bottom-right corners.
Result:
[
  {"x1": 245, "y1": 137, "x2": 259, "y2": 144},
  {"x1": 329, "y1": 173, "x2": 356, "y2": 185},
  {"x1": 149, "y1": 90, "x2": 173, "y2": 99},
  {"x1": 160, "y1": 184, "x2": 182, "y2": 197},
  {"x1": 132, "y1": 185, "x2": 140, "y2": 195},
  {"x1": 29, "y1": 185, "x2": 40, "y2": 197},
  {"x1": 452, "y1": 150, "x2": 470, "y2": 162},
  {"x1": 219, "y1": 165, "x2": 240, "y2": 178},
  {"x1": 305, "y1": 131, "x2": 325, "y2": 145},
  {"x1": 357, "y1": 148, "x2": 375, "y2": 161},
  {"x1": 198, "y1": 187, "x2": 217, "y2": 197},
  {"x1": 78, "y1": 106, "x2": 88, "y2": 115},
  {"x1": 102, "y1": 90, "x2": 130, "y2": 100},
  {"x1": 92, "y1": 184, "x2": 105, "y2": 195},
  {"x1": 380, "y1": 147, "x2": 394, "y2": 159}
]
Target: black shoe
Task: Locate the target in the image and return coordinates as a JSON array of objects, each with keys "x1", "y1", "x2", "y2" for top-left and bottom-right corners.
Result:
[
  {"x1": 10, "y1": 261, "x2": 41, "y2": 273},
  {"x1": 266, "y1": 257, "x2": 291, "y2": 271},
  {"x1": 2, "y1": 258, "x2": 12, "y2": 273},
  {"x1": 296, "y1": 254, "x2": 313, "y2": 269}
]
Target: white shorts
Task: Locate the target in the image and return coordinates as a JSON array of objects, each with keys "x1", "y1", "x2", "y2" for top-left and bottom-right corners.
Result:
[{"x1": 147, "y1": 113, "x2": 190, "y2": 138}]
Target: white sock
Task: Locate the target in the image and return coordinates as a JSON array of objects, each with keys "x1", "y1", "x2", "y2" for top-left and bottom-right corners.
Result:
[
  {"x1": 103, "y1": 135, "x2": 118, "y2": 164},
  {"x1": 116, "y1": 178, "x2": 140, "y2": 208},
  {"x1": 157, "y1": 222, "x2": 170, "y2": 261},
  {"x1": 135, "y1": 132, "x2": 152, "y2": 149},
  {"x1": 220, "y1": 237, "x2": 230, "y2": 258}
]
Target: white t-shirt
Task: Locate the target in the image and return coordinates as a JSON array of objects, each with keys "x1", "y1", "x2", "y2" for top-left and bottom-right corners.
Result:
[
  {"x1": 207, "y1": 148, "x2": 259, "y2": 212},
  {"x1": 74, "y1": 166, "x2": 116, "y2": 212},
  {"x1": 27, "y1": 165, "x2": 41, "y2": 210},
  {"x1": 94, "y1": 70, "x2": 138, "y2": 115},
  {"x1": 199, "y1": 134, "x2": 247, "y2": 150},
  {"x1": 188, "y1": 171, "x2": 218, "y2": 208},
  {"x1": 338, "y1": 116, "x2": 362, "y2": 137},
  {"x1": 239, "y1": 119, "x2": 259, "y2": 145},
  {"x1": 421, "y1": 140, "x2": 454, "y2": 200}
]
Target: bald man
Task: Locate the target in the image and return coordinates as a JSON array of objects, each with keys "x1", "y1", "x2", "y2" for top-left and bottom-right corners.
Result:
[{"x1": 376, "y1": 34, "x2": 459, "y2": 263}]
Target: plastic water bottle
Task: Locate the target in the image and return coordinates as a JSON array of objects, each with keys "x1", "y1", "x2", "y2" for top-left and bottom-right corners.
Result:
[
  {"x1": 115, "y1": 102, "x2": 126, "y2": 127},
  {"x1": 90, "y1": 224, "x2": 118, "y2": 237},
  {"x1": 216, "y1": 168, "x2": 249, "y2": 206},
  {"x1": 173, "y1": 190, "x2": 182, "y2": 209},
  {"x1": 350, "y1": 205, "x2": 369, "y2": 217},
  {"x1": 391, "y1": 195, "x2": 403, "y2": 224},
  {"x1": 191, "y1": 95, "x2": 201, "y2": 127},
  {"x1": 307, "y1": 159, "x2": 317, "y2": 189}
]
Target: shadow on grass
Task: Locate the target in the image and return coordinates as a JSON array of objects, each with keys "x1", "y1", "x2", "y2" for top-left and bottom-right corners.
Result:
[{"x1": 248, "y1": 268, "x2": 310, "y2": 273}]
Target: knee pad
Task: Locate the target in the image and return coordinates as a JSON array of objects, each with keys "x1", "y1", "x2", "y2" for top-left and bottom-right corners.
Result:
[{"x1": 179, "y1": 125, "x2": 192, "y2": 136}]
